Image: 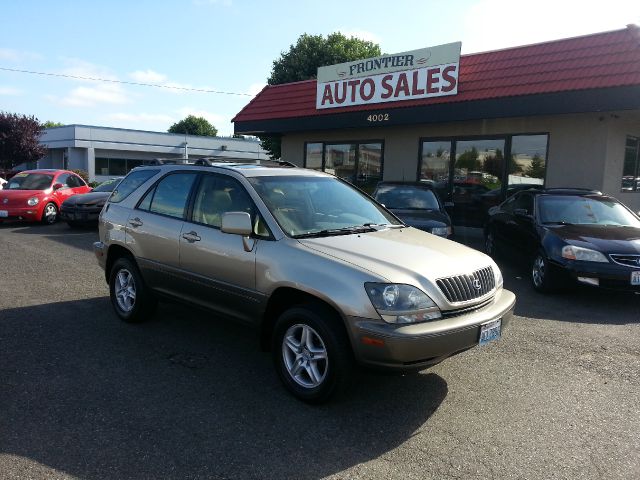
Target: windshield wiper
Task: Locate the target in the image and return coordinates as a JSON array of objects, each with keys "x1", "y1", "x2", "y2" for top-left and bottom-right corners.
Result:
[
  {"x1": 543, "y1": 221, "x2": 574, "y2": 225},
  {"x1": 293, "y1": 225, "x2": 377, "y2": 239}
]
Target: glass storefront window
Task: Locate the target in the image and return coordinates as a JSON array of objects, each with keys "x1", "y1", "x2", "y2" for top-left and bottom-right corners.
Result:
[
  {"x1": 305, "y1": 143, "x2": 323, "y2": 170},
  {"x1": 357, "y1": 143, "x2": 383, "y2": 192},
  {"x1": 621, "y1": 136, "x2": 640, "y2": 192},
  {"x1": 325, "y1": 144, "x2": 357, "y2": 182},
  {"x1": 510, "y1": 135, "x2": 547, "y2": 192},
  {"x1": 420, "y1": 141, "x2": 451, "y2": 201},
  {"x1": 95, "y1": 158, "x2": 110, "y2": 176}
]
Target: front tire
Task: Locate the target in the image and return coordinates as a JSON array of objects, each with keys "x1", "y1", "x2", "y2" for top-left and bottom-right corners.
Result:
[
  {"x1": 273, "y1": 304, "x2": 352, "y2": 403},
  {"x1": 531, "y1": 250, "x2": 558, "y2": 293},
  {"x1": 41, "y1": 202, "x2": 58, "y2": 224},
  {"x1": 109, "y1": 257, "x2": 157, "y2": 323}
]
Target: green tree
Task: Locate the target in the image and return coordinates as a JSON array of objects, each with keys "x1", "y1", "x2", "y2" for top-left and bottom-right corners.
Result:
[
  {"x1": 456, "y1": 147, "x2": 480, "y2": 171},
  {"x1": 42, "y1": 121, "x2": 64, "y2": 128},
  {"x1": 525, "y1": 154, "x2": 546, "y2": 178},
  {"x1": 0, "y1": 112, "x2": 47, "y2": 171},
  {"x1": 168, "y1": 115, "x2": 218, "y2": 137},
  {"x1": 260, "y1": 32, "x2": 381, "y2": 158}
]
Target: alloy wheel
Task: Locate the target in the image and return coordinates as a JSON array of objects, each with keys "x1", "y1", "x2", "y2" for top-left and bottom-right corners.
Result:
[
  {"x1": 282, "y1": 323, "x2": 328, "y2": 389},
  {"x1": 44, "y1": 204, "x2": 57, "y2": 224},
  {"x1": 115, "y1": 268, "x2": 137, "y2": 313},
  {"x1": 532, "y1": 255, "x2": 545, "y2": 288}
]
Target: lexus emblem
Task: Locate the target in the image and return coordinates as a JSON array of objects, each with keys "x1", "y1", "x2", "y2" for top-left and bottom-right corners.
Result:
[
  {"x1": 2, "y1": 198, "x2": 7, "y2": 204},
  {"x1": 472, "y1": 279, "x2": 482, "y2": 290}
]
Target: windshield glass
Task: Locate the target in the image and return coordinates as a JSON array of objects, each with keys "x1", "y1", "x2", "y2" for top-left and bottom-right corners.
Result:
[
  {"x1": 374, "y1": 185, "x2": 440, "y2": 210},
  {"x1": 249, "y1": 175, "x2": 401, "y2": 237},
  {"x1": 538, "y1": 195, "x2": 640, "y2": 227},
  {"x1": 5, "y1": 173, "x2": 54, "y2": 191},
  {"x1": 93, "y1": 178, "x2": 122, "y2": 192}
]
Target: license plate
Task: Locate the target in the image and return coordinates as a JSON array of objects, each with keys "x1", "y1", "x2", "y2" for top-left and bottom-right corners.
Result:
[
  {"x1": 0, "y1": 210, "x2": 7, "y2": 218},
  {"x1": 479, "y1": 319, "x2": 502, "y2": 346},
  {"x1": 632, "y1": 271, "x2": 640, "y2": 286}
]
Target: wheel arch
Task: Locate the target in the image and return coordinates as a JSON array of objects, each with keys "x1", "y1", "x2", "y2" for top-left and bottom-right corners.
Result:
[
  {"x1": 105, "y1": 244, "x2": 135, "y2": 283},
  {"x1": 260, "y1": 287, "x2": 353, "y2": 353}
]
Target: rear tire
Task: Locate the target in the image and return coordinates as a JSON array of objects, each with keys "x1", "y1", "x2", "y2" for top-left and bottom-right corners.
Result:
[
  {"x1": 109, "y1": 256, "x2": 157, "y2": 323},
  {"x1": 272, "y1": 304, "x2": 352, "y2": 404}
]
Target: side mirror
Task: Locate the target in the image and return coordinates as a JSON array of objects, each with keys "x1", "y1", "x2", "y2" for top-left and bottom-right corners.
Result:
[
  {"x1": 221, "y1": 211, "x2": 252, "y2": 236},
  {"x1": 53, "y1": 182, "x2": 64, "y2": 190}
]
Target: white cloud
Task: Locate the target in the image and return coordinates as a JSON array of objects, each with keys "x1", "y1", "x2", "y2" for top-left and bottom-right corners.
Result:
[
  {"x1": 0, "y1": 48, "x2": 41, "y2": 62},
  {"x1": 50, "y1": 84, "x2": 130, "y2": 107},
  {"x1": 58, "y1": 58, "x2": 118, "y2": 82},
  {"x1": 247, "y1": 82, "x2": 266, "y2": 96},
  {"x1": 0, "y1": 86, "x2": 22, "y2": 96},
  {"x1": 461, "y1": 0, "x2": 640, "y2": 53},
  {"x1": 338, "y1": 28, "x2": 381, "y2": 44},
  {"x1": 129, "y1": 69, "x2": 168, "y2": 83},
  {"x1": 103, "y1": 112, "x2": 175, "y2": 131}
]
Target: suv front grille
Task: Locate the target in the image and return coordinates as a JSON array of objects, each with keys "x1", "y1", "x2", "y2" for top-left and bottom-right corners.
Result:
[
  {"x1": 609, "y1": 254, "x2": 640, "y2": 268},
  {"x1": 436, "y1": 266, "x2": 495, "y2": 303}
]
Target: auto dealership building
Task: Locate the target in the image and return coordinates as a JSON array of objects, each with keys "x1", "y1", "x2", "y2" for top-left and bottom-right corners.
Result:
[
  {"x1": 233, "y1": 25, "x2": 640, "y2": 225},
  {"x1": 34, "y1": 125, "x2": 269, "y2": 182}
]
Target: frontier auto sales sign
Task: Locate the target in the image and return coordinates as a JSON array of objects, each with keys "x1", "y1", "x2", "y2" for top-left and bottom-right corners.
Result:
[{"x1": 316, "y1": 42, "x2": 461, "y2": 110}]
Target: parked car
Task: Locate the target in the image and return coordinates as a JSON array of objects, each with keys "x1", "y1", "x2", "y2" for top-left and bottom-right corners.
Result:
[
  {"x1": 484, "y1": 188, "x2": 640, "y2": 292},
  {"x1": 0, "y1": 169, "x2": 91, "y2": 224},
  {"x1": 94, "y1": 163, "x2": 515, "y2": 403},
  {"x1": 60, "y1": 177, "x2": 123, "y2": 227},
  {"x1": 372, "y1": 181, "x2": 453, "y2": 238}
]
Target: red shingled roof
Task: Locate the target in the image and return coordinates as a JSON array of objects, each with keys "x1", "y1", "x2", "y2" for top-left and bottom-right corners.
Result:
[{"x1": 234, "y1": 25, "x2": 640, "y2": 123}]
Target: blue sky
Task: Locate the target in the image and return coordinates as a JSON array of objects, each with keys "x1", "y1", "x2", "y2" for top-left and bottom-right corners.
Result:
[{"x1": 1, "y1": 0, "x2": 638, "y2": 136}]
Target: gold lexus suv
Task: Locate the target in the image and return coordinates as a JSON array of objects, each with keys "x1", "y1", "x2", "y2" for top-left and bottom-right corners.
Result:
[{"x1": 94, "y1": 162, "x2": 515, "y2": 403}]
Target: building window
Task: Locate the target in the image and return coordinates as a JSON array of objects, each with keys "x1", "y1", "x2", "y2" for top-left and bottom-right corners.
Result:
[
  {"x1": 621, "y1": 136, "x2": 640, "y2": 192},
  {"x1": 304, "y1": 141, "x2": 383, "y2": 192},
  {"x1": 418, "y1": 134, "x2": 548, "y2": 227},
  {"x1": 95, "y1": 158, "x2": 146, "y2": 176}
]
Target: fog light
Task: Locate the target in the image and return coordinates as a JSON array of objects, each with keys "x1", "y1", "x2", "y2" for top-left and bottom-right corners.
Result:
[{"x1": 577, "y1": 276, "x2": 599, "y2": 286}]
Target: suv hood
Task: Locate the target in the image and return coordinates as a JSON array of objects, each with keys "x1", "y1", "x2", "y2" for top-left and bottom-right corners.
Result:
[{"x1": 297, "y1": 226, "x2": 495, "y2": 287}]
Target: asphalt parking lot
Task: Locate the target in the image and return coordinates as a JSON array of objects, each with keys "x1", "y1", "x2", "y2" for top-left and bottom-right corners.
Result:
[{"x1": 1, "y1": 222, "x2": 639, "y2": 480}]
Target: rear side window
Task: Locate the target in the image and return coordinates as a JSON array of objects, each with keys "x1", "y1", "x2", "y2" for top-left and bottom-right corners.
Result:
[
  {"x1": 140, "y1": 172, "x2": 198, "y2": 219},
  {"x1": 110, "y1": 169, "x2": 160, "y2": 203}
]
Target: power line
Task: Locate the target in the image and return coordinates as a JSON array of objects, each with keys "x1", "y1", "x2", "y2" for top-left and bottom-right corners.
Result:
[{"x1": 0, "y1": 66, "x2": 253, "y2": 96}]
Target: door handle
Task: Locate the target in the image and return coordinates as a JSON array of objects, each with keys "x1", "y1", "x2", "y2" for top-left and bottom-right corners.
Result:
[
  {"x1": 182, "y1": 231, "x2": 201, "y2": 242},
  {"x1": 129, "y1": 217, "x2": 143, "y2": 227}
]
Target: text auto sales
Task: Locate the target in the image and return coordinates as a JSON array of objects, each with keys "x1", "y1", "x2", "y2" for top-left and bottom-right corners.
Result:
[{"x1": 316, "y1": 62, "x2": 459, "y2": 110}]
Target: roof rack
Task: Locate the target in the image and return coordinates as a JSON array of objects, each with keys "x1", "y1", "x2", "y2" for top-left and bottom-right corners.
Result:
[{"x1": 143, "y1": 157, "x2": 298, "y2": 168}]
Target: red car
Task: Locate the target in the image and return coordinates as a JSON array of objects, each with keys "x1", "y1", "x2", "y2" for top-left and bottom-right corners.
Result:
[{"x1": 0, "y1": 169, "x2": 91, "y2": 224}]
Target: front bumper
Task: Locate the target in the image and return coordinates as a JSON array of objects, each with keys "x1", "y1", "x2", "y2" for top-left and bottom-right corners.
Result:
[
  {"x1": 553, "y1": 259, "x2": 640, "y2": 292},
  {"x1": 0, "y1": 206, "x2": 42, "y2": 222},
  {"x1": 60, "y1": 207, "x2": 101, "y2": 224},
  {"x1": 348, "y1": 288, "x2": 516, "y2": 371}
]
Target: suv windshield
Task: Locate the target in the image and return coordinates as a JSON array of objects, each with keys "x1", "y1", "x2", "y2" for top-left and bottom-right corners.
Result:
[
  {"x1": 538, "y1": 195, "x2": 640, "y2": 227},
  {"x1": 374, "y1": 185, "x2": 440, "y2": 210},
  {"x1": 5, "y1": 173, "x2": 54, "y2": 190},
  {"x1": 249, "y1": 175, "x2": 401, "y2": 237}
]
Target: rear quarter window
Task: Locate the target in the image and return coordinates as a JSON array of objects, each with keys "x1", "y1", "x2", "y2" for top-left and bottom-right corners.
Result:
[{"x1": 110, "y1": 169, "x2": 160, "y2": 203}]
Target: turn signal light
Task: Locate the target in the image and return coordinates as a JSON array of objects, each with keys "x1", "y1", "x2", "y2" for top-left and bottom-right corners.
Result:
[{"x1": 361, "y1": 336, "x2": 385, "y2": 347}]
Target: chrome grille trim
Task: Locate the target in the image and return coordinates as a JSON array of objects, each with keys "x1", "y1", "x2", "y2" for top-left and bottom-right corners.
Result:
[
  {"x1": 609, "y1": 254, "x2": 640, "y2": 268},
  {"x1": 436, "y1": 266, "x2": 496, "y2": 304}
]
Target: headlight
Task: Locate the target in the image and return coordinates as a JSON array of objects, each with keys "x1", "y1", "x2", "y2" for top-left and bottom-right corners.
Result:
[
  {"x1": 431, "y1": 226, "x2": 451, "y2": 237},
  {"x1": 365, "y1": 283, "x2": 441, "y2": 324},
  {"x1": 27, "y1": 197, "x2": 39, "y2": 206},
  {"x1": 561, "y1": 245, "x2": 608, "y2": 263}
]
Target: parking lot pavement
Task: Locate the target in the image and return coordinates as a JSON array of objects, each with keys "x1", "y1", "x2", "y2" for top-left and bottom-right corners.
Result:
[{"x1": 1, "y1": 221, "x2": 639, "y2": 480}]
